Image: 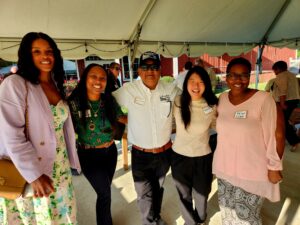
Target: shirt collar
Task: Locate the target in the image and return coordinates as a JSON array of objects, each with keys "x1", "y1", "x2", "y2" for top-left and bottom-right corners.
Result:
[{"x1": 140, "y1": 80, "x2": 162, "y2": 94}]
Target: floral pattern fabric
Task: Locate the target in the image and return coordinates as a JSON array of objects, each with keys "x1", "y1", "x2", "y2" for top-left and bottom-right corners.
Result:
[{"x1": 0, "y1": 100, "x2": 77, "y2": 225}]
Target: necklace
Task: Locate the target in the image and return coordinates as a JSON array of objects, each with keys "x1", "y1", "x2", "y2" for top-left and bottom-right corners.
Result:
[
  {"x1": 87, "y1": 100, "x2": 104, "y2": 131},
  {"x1": 88, "y1": 101, "x2": 101, "y2": 117}
]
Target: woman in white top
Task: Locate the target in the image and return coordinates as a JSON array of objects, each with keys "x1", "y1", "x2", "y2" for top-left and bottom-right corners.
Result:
[{"x1": 171, "y1": 66, "x2": 218, "y2": 225}]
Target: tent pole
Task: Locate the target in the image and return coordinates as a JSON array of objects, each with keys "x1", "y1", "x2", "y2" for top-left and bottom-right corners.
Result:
[
  {"x1": 129, "y1": 0, "x2": 157, "y2": 43},
  {"x1": 127, "y1": 24, "x2": 142, "y2": 82},
  {"x1": 260, "y1": 0, "x2": 292, "y2": 44},
  {"x1": 127, "y1": 46, "x2": 134, "y2": 82},
  {"x1": 255, "y1": 0, "x2": 291, "y2": 89},
  {"x1": 255, "y1": 45, "x2": 265, "y2": 89},
  {"x1": 130, "y1": 24, "x2": 142, "y2": 64}
]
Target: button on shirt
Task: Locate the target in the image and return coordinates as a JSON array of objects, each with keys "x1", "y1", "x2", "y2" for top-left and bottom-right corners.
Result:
[{"x1": 113, "y1": 80, "x2": 179, "y2": 148}]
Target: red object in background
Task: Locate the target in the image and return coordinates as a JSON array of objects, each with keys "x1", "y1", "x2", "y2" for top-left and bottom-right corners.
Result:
[{"x1": 176, "y1": 46, "x2": 295, "y2": 75}]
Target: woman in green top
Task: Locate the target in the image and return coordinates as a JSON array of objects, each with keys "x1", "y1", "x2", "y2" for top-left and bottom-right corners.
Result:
[{"x1": 68, "y1": 63, "x2": 125, "y2": 225}]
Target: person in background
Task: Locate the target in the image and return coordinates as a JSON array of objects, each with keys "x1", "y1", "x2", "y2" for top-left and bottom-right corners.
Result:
[
  {"x1": 264, "y1": 77, "x2": 275, "y2": 93},
  {"x1": 113, "y1": 51, "x2": 180, "y2": 225},
  {"x1": 174, "y1": 61, "x2": 193, "y2": 90},
  {"x1": 0, "y1": 32, "x2": 81, "y2": 224},
  {"x1": 272, "y1": 60, "x2": 300, "y2": 151},
  {"x1": 213, "y1": 57, "x2": 283, "y2": 225},
  {"x1": 106, "y1": 62, "x2": 121, "y2": 93},
  {"x1": 68, "y1": 63, "x2": 126, "y2": 225},
  {"x1": 195, "y1": 58, "x2": 217, "y2": 92},
  {"x1": 171, "y1": 66, "x2": 218, "y2": 225}
]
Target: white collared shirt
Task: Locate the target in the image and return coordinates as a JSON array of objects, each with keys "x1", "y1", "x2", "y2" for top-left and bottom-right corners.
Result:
[{"x1": 113, "y1": 80, "x2": 180, "y2": 148}]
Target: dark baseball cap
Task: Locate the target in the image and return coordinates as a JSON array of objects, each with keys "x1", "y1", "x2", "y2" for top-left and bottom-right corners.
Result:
[{"x1": 139, "y1": 51, "x2": 160, "y2": 66}]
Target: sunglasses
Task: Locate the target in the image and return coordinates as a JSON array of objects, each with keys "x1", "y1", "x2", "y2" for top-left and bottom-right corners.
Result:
[
  {"x1": 226, "y1": 72, "x2": 250, "y2": 81},
  {"x1": 140, "y1": 64, "x2": 160, "y2": 71}
]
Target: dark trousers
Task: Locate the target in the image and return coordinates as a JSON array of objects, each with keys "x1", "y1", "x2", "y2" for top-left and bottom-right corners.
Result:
[
  {"x1": 171, "y1": 151, "x2": 213, "y2": 225},
  {"x1": 131, "y1": 147, "x2": 171, "y2": 225},
  {"x1": 284, "y1": 100, "x2": 300, "y2": 145},
  {"x1": 78, "y1": 144, "x2": 118, "y2": 225}
]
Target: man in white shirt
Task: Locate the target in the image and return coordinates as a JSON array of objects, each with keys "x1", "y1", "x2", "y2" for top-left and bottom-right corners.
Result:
[
  {"x1": 113, "y1": 51, "x2": 179, "y2": 225},
  {"x1": 272, "y1": 60, "x2": 300, "y2": 151}
]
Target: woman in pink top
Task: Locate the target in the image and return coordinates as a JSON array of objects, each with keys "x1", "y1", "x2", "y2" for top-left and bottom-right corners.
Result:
[{"x1": 213, "y1": 58, "x2": 283, "y2": 225}]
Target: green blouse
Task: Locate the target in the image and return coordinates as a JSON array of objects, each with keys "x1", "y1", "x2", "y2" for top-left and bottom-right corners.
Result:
[{"x1": 69, "y1": 98, "x2": 123, "y2": 146}]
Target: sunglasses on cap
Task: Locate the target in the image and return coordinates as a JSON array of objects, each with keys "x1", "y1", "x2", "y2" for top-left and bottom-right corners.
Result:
[{"x1": 140, "y1": 64, "x2": 160, "y2": 71}]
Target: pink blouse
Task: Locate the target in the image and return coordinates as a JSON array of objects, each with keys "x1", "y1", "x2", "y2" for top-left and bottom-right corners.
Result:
[{"x1": 213, "y1": 91, "x2": 282, "y2": 202}]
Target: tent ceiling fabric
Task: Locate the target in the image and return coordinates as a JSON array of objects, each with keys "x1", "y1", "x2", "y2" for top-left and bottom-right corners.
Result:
[{"x1": 0, "y1": 0, "x2": 299, "y2": 61}]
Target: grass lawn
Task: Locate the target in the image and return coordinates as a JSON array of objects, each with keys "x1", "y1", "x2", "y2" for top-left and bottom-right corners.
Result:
[{"x1": 249, "y1": 82, "x2": 267, "y2": 90}]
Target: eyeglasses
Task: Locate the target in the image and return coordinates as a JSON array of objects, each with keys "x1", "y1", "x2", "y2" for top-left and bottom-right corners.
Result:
[
  {"x1": 140, "y1": 64, "x2": 160, "y2": 71},
  {"x1": 226, "y1": 72, "x2": 250, "y2": 81}
]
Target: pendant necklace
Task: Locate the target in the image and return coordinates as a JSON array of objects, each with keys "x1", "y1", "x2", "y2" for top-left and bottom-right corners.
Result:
[
  {"x1": 87, "y1": 100, "x2": 102, "y2": 131},
  {"x1": 89, "y1": 121, "x2": 96, "y2": 131},
  {"x1": 88, "y1": 101, "x2": 101, "y2": 117}
]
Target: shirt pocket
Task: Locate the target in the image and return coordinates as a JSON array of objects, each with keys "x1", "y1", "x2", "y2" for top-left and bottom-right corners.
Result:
[{"x1": 160, "y1": 101, "x2": 172, "y2": 118}]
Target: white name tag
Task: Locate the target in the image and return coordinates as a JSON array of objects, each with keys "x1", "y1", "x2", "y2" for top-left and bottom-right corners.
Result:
[
  {"x1": 234, "y1": 111, "x2": 247, "y2": 119},
  {"x1": 203, "y1": 106, "x2": 213, "y2": 114},
  {"x1": 134, "y1": 97, "x2": 145, "y2": 105}
]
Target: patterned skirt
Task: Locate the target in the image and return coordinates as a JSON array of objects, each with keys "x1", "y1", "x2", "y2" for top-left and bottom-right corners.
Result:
[{"x1": 217, "y1": 178, "x2": 265, "y2": 225}]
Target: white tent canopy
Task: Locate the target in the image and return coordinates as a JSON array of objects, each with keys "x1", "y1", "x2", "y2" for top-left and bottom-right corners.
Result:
[{"x1": 0, "y1": 0, "x2": 299, "y2": 61}]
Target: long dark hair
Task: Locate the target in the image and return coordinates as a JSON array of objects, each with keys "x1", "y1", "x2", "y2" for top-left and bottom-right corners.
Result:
[
  {"x1": 180, "y1": 66, "x2": 218, "y2": 129},
  {"x1": 68, "y1": 63, "x2": 118, "y2": 127},
  {"x1": 17, "y1": 32, "x2": 65, "y2": 99}
]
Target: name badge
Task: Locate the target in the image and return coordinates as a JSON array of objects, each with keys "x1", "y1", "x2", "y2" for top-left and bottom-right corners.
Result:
[
  {"x1": 203, "y1": 106, "x2": 213, "y2": 114},
  {"x1": 234, "y1": 111, "x2": 247, "y2": 119},
  {"x1": 134, "y1": 97, "x2": 145, "y2": 105}
]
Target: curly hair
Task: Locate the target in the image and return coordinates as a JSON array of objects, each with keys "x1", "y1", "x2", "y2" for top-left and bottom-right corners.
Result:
[
  {"x1": 17, "y1": 32, "x2": 65, "y2": 99},
  {"x1": 179, "y1": 66, "x2": 218, "y2": 129}
]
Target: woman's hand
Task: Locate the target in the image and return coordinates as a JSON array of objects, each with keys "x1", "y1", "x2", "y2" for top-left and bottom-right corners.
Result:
[
  {"x1": 31, "y1": 174, "x2": 54, "y2": 198},
  {"x1": 268, "y1": 170, "x2": 283, "y2": 184}
]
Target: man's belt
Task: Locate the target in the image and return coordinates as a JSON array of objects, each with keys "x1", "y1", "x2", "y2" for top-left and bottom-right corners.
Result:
[{"x1": 132, "y1": 140, "x2": 172, "y2": 154}]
